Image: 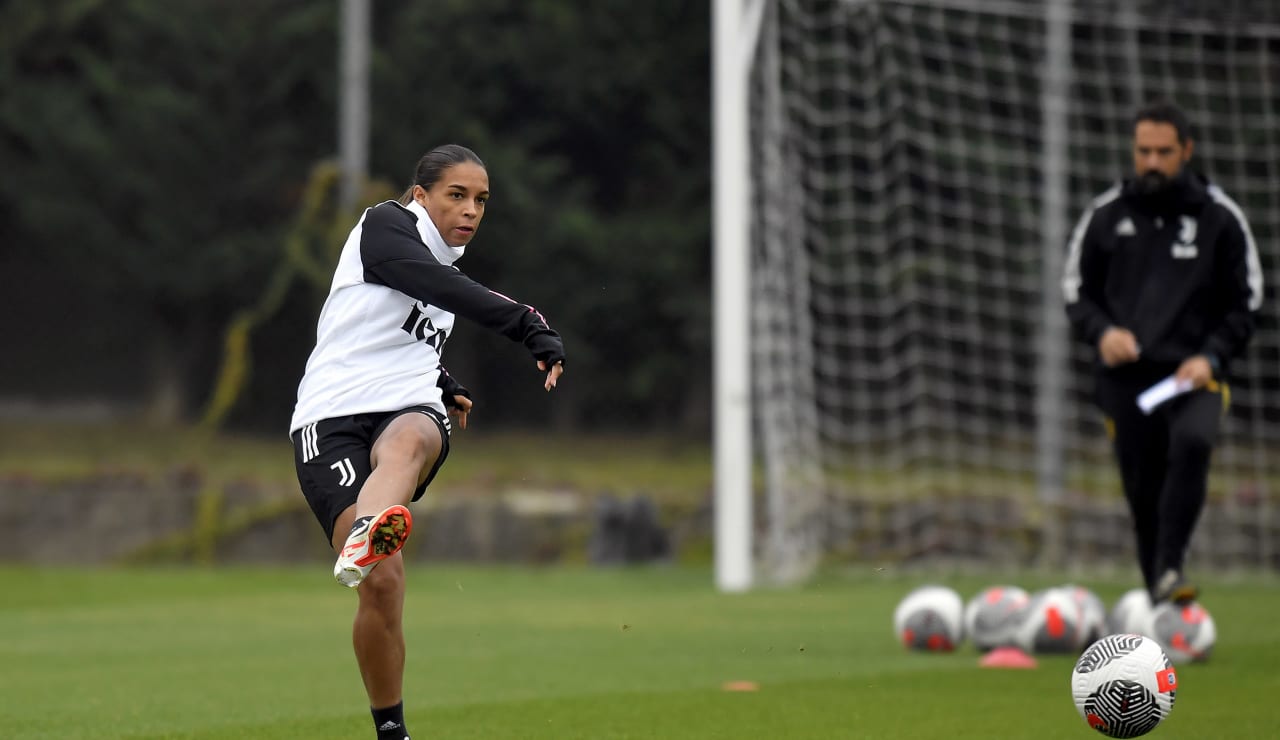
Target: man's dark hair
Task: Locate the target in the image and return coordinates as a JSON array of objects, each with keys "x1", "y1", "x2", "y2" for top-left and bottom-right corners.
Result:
[{"x1": 1133, "y1": 101, "x2": 1193, "y2": 144}]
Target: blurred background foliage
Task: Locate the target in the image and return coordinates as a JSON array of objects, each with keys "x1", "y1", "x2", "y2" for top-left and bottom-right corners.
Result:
[{"x1": 0, "y1": 0, "x2": 712, "y2": 436}]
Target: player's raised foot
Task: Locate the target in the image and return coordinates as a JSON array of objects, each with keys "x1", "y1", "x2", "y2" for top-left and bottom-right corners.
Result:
[
  {"x1": 1153, "y1": 568, "x2": 1198, "y2": 605},
  {"x1": 334, "y1": 505, "x2": 413, "y2": 588}
]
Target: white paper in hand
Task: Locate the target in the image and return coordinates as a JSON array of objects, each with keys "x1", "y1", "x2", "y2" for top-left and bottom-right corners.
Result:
[{"x1": 1137, "y1": 375, "x2": 1194, "y2": 415}]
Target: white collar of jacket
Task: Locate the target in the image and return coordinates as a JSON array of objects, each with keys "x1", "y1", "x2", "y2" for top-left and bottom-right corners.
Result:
[{"x1": 403, "y1": 199, "x2": 466, "y2": 266}]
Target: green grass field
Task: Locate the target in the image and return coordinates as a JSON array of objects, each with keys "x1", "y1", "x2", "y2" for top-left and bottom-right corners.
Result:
[{"x1": 2, "y1": 566, "x2": 1277, "y2": 739}]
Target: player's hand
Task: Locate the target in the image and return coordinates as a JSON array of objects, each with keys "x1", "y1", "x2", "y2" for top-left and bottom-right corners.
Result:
[
  {"x1": 449, "y1": 394, "x2": 473, "y2": 429},
  {"x1": 1176, "y1": 355, "x2": 1214, "y2": 390},
  {"x1": 1098, "y1": 327, "x2": 1140, "y2": 367},
  {"x1": 538, "y1": 360, "x2": 564, "y2": 391}
]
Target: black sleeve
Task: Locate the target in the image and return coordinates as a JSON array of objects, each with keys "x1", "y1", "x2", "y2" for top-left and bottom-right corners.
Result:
[
  {"x1": 1201, "y1": 207, "x2": 1259, "y2": 367},
  {"x1": 1063, "y1": 205, "x2": 1115, "y2": 347},
  {"x1": 358, "y1": 202, "x2": 566, "y2": 366}
]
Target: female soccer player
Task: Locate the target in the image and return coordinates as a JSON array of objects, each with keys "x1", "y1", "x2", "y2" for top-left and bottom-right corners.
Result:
[{"x1": 289, "y1": 144, "x2": 566, "y2": 740}]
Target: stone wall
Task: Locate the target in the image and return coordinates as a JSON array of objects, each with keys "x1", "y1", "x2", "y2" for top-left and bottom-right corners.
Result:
[
  {"x1": 0, "y1": 473, "x2": 602, "y2": 566},
  {"x1": 1, "y1": 473, "x2": 1274, "y2": 571}
]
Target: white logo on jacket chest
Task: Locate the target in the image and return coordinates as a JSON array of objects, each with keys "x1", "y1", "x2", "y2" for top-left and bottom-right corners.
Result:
[{"x1": 1172, "y1": 215, "x2": 1198, "y2": 259}]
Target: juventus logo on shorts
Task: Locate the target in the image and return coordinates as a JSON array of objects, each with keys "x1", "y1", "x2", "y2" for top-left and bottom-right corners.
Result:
[{"x1": 330, "y1": 457, "x2": 357, "y2": 487}]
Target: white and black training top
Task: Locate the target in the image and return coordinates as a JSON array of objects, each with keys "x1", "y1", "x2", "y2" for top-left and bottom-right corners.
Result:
[{"x1": 290, "y1": 199, "x2": 564, "y2": 434}]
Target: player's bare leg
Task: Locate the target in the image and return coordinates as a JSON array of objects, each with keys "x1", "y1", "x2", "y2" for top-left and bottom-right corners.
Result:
[
  {"x1": 330, "y1": 412, "x2": 443, "y2": 737},
  {"x1": 362, "y1": 412, "x2": 444, "y2": 517},
  {"x1": 341, "y1": 535, "x2": 409, "y2": 709},
  {"x1": 334, "y1": 414, "x2": 444, "y2": 587},
  {"x1": 331, "y1": 507, "x2": 411, "y2": 737}
]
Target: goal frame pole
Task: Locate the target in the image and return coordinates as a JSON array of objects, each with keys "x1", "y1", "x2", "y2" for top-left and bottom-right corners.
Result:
[
  {"x1": 713, "y1": 0, "x2": 765, "y2": 592},
  {"x1": 1034, "y1": 0, "x2": 1074, "y2": 569}
]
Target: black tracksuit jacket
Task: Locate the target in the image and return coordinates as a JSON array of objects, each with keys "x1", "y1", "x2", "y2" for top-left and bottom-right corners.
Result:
[{"x1": 1063, "y1": 170, "x2": 1262, "y2": 382}]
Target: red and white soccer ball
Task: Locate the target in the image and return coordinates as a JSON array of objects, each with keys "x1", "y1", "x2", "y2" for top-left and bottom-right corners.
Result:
[
  {"x1": 893, "y1": 585, "x2": 964, "y2": 652},
  {"x1": 963, "y1": 585, "x2": 1029, "y2": 652},
  {"x1": 1071, "y1": 633, "x2": 1177, "y2": 738},
  {"x1": 1147, "y1": 601, "x2": 1216, "y2": 664},
  {"x1": 1061, "y1": 584, "x2": 1107, "y2": 645},
  {"x1": 1014, "y1": 587, "x2": 1086, "y2": 654},
  {"x1": 1107, "y1": 587, "x2": 1154, "y2": 636}
]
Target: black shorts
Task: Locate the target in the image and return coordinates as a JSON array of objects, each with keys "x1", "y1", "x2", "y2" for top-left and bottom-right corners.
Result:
[{"x1": 291, "y1": 406, "x2": 451, "y2": 542}]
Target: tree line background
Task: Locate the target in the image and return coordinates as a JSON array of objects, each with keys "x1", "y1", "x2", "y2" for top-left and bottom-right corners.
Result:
[{"x1": 0, "y1": 0, "x2": 712, "y2": 436}]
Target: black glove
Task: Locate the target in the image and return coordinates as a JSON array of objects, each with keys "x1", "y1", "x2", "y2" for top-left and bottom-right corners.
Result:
[{"x1": 437, "y1": 367, "x2": 473, "y2": 409}]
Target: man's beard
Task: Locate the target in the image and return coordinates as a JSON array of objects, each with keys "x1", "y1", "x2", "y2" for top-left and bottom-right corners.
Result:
[{"x1": 1134, "y1": 170, "x2": 1173, "y2": 195}]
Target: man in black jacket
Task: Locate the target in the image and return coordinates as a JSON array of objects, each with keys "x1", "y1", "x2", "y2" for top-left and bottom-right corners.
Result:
[{"x1": 1063, "y1": 101, "x2": 1263, "y2": 605}]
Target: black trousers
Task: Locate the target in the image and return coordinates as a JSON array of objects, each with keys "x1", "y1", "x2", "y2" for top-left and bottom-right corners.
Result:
[{"x1": 1094, "y1": 371, "x2": 1224, "y2": 593}]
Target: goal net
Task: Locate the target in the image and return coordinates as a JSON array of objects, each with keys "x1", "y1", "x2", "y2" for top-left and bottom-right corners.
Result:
[{"x1": 742, "y1": 0, "x2": 1280, "y2": 584}]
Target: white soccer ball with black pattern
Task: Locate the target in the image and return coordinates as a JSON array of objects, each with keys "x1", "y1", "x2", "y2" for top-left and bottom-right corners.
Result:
[
  {"x1": 1071, "y1": 634, "x2": 1177, "y2": 738},
  {"x1": 893, "y1": 585, "x2": 964, "y2": 652},
  {"x1": 1147, "y1": 601, "x2": 1216, "y2": 664},
  {"x1": 963, "y1": 585, "x2": 1029, "y2": 652}
]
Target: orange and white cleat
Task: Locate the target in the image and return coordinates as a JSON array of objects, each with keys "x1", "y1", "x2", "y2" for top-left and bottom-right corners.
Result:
[{"x1": 334, "y1": 505, "x2": 413, "y2": 588}]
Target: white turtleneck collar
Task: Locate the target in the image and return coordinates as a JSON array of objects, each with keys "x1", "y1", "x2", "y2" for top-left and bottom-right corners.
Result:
[{"x1": 403, "y1": 199, "x2": 466, "y2": 266}]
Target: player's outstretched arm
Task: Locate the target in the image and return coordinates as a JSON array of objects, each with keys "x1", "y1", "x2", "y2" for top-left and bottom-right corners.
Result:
[
  {"x1": 360, "y1": 202, "x2": 568, "y2": 389},
  {"x1": 361, "y1": 203, "x2": 567, "y2": 365}
]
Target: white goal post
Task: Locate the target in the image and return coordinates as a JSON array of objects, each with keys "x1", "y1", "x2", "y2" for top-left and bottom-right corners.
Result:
[
  {"x1": 712, "y1": 0, "x2": 757, "y2": 592},
  {"x1": 714, "y1": 0, "x2": 1280, "y2": 589}
]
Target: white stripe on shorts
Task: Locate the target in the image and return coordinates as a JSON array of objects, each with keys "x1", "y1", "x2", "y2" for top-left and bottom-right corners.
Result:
[{"x1": 302, "y1": 423, "x2": 318, "y2": 462}]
